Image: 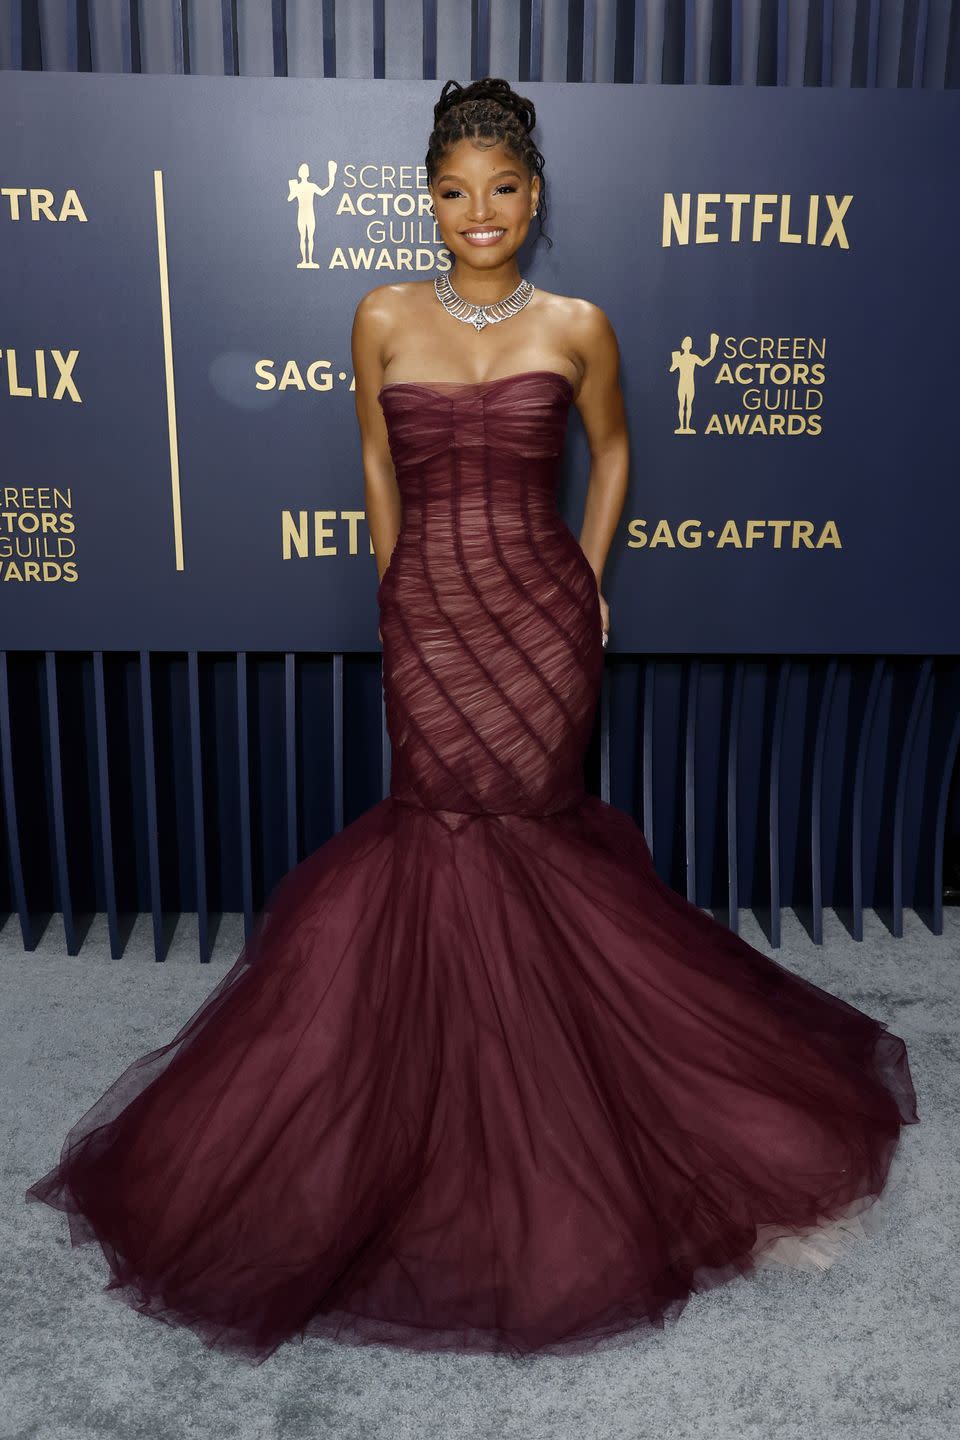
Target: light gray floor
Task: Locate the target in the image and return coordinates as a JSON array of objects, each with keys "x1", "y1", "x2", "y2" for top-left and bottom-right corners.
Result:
[{"x1": 2, "y1": 905, "x2": 956, "y2": 1440}]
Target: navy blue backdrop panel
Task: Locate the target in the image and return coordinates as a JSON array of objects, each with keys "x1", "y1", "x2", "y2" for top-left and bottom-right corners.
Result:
[{"x1": 1, "y1": 71, "x2": 958, "y2": 654}]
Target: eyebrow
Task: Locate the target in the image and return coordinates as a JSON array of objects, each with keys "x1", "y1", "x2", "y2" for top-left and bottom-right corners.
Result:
[{"x1": 435, "y1": 168, "x2": 523, "y2": 185}]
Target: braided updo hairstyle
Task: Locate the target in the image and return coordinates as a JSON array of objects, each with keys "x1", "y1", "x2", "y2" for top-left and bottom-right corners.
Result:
[{"x1": 425, "y1": 77, "x2": 552, "y2": 250}]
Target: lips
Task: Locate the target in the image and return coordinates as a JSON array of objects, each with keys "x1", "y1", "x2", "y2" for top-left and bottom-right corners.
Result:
[{"x1": 460, "y1": 228, "x2": 506, "y2": 245}]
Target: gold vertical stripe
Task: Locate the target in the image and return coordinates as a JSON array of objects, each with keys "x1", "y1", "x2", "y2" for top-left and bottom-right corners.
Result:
[{"x1": 153, "y1": 169, "x2": 184, "y2": 571}]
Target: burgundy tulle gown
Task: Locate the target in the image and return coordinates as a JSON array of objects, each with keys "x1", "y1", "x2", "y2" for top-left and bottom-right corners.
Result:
[{"x1": 26, "y1": 369, "x2": 919, "y2": 1364}]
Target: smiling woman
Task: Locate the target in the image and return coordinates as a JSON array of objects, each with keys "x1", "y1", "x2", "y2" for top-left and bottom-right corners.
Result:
[{"x1": 25, "y1": 72, "x2": 919, "y2": 1369}]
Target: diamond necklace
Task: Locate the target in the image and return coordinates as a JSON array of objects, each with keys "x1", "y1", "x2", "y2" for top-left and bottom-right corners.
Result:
[{"x1": 433, "y1": 272, "x2": 535, "y2": 332}]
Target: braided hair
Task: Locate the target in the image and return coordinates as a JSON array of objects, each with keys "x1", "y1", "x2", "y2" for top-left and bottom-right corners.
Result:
[{"x1": 425, "y1": 77, "x2": 552, "y2": 249}]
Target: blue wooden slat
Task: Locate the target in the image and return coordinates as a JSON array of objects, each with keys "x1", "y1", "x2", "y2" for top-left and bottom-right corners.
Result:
[
  {"x1": 684, "y1": 659, "x2": 699, "y2": 903},
  {"x1": 43, "y1": 653, "x2": 75, "y2": 953},
  {"x1": 583, "y1": 0, "x2": 596, "y2": 81},
  {"x1": 0, "y1": 653, "x2": 33, "y2": 948},
  {"x1": 889, "y1": 658, "x2": 934, "y2": 938},
  {"x1": 332, "y1": 652, "x2": 344, "y2": 832},
  {"x1": 422, "y1": 0, "x2": 437, "y2": 78},
  {"x1": 171, "y1": 0, "x2": 185, "y2": 73},
  {"x1": 236, "y1": 651, "x2": 253, "y2": 936},
  {"x1": 821, "y1": 0, "x2": 834, "y2": 84},
  {"x1": 322, "y1": 0, "x2": 336, "y2": 75},
  {"x1": 866, "y1": 0, "x2": 881, "y2": 87},
  {"x1": 849, "y1": 659, "x2": 885, "y2": 941},
  {"x1": 221, "y1": 0, "x2": 237, "y2": 74},
  {"x1": 767, "y1": 660, "x2": 791, "y2": 950},
  {"x1": 373, "y1": 0, "x2": 385, "y2": 77},
  {"x1": 730, "y1": 0, "x2": 742, "y2": 86},
  {"x1": 726, "y1": 661, "x2": 744, "y2": 935},
  {"x1": 381, "y1": 664, "x2": 391, "y2": 799},
  {"x1": 683, "y1": 0, "x2": 695, "y2": 83},
  {"x1": 138, "y1": 649, "x2": 165, "y2": 961},
  {"x1": 530, "y1": 0, "x2": 544, "y2": 80},
  {"x1": 641, "y1": 658, "x2": 655, "y2": 850},
  {"x1": 808, "y1": 658, "x2": 838, "y2": 945},
  {"x1": 931, "y1": 706, "x2": 960, "y2": 936},
  {"x1": 599, "y1": 661, "x2": 611, "y2": 803},
  {"x1": 92, "y1": 651, "x2": 121, "y2": 958},
  {"x1": 284, "y1": 652, "x2": 298, "y2": 868},
  {"x1": 271, "y1": 0, "x2": 287, "y2": 75},
  {"x1": 187, "y1": 651, "x2": 210, "y2": 962},
  {"x1": 474, "y1": 0, "x2": 490, "y2": 78},
  {"x1": 912, "y1": 0, "x2": 930, "y2": 86}
]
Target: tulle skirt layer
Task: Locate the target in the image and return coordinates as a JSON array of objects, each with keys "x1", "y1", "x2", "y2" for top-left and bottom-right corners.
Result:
[{"x1": 25, "y1": 794, "x2": 918, "y2": 1364}]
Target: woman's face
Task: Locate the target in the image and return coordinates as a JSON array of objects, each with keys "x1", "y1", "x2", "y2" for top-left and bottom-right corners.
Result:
[{"x1": 429, "y1": 138, "x2": 539, "y2": 269}]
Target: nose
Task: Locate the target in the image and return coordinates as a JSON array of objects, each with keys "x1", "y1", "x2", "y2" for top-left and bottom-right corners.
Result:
[{"x1": 465, "y1": 194, "x2": 496, "y2": 224}]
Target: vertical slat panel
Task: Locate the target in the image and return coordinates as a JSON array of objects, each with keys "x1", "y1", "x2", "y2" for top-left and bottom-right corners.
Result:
[
  {"x1": 284, "y1": 0, "x2": 326, "y2": 76},
  {"x1": 284, "y1": 652, "x2": 298, "y2": 868},
  {"x1": 820, "y1": 0, "x2": 834, "y2": 84},
  {"x1": 37, "y1": 0, "x2": 79, "y2": 69},
  {"x1": 593, "y1": 0, "x2": 618, "y2": 80},
  {"x1": 332, "y1": 652, "x2": 344, "y2": 832},
  {"x1": 0, "y1": 653, "x2": 33, "y2": 948},
  {"x1": 529, "y1": 0, "x2": 544, "y2": 80},
  {"x1": 384, "y1": 0, "x2": 421, "y2": 77},
  {"x1": 540, "y1": 0, "x2": 568, "y2": 80},
  {"x1": 806, "y1": 658, "x2": 838, "y2": 945},
  {"x1": 641, "y1": 658, "x2": 655, "y2": 850},
  {"x1": 912, "y1": 0, "x2": 931, "y2": 84},
  {"x1": 236, "y1": 651, "x2": 254, "y2": 936},
  {"x1": 184, "y1": 0, "x2": 231, "y2": 75},
  {"x1": 220, "y1": 0, "x2": 238, "y2": 74},
  {"x1": 766, "y1": 660, "x2": 791, "y2": 950},
  {"x1": 421, "y1": 0, "x2": 437, "y2": 77},
  {"x1": 271, "y1": 0, "x2": 287, "y2": 75},
  {"x1": 474, "y1": 0, "x2": 491, "y2": 76},
  {"x1": 335, "y1": 0, "x2": 376, "y2": 77},
  {"x1": 92, "y1": 651, "x2": 121, "y2": 957},
  {"x1": 599, "y1": 661, "x2": 611, "y2": 803},
  {"x1": 683, "y1": 0, "x2": 696, "y2": 82},
  {"x1": 848, "y1": 659, "x2": 886, "y2": 942},
  {"x1": 888, "y1": 658, "x2": 934, "y2": 938},
  {"x1": 725, "y1": 661, "x2": 744, "y2": 934},
  {"x1": 187, "y1": 651, "x2": 210, "y2": 961},
  {"x1": 489, "y1": 0, "x2": 523, "y2": 79},
  {"x1": 138, "y1": 649, "x2": 165, "y2": 960},
  {"x1": 86, "y1": 0, "x2": 134, "y2": 74},
  {"x1": 582, "y1": 0, "x2": 597, "y2": 80},
  {"x1": 931, "y1": 707, "x2": 960, "y2": 935},
  {"x1": 436, "y1": 0, "x2": 471, "y2": 80},
  {"x1": 684, "y1": 659, "x2": 699, "y2": 902},
  {"x1": 43, "y1": 652, "x2": 75, "y2": 952}
]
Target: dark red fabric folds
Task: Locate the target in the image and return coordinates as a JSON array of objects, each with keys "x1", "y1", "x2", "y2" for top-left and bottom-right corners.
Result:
[{"x1": 26, "y1": 372, "x2": 918, "y2": 1364}]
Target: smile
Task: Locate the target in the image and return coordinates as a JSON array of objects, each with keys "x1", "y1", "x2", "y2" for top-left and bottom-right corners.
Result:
[{"x1": 461, "y1": 229, "x2": 506, "y2": 244}]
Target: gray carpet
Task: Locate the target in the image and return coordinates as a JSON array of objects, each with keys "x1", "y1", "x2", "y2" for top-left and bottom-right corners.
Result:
[{"x1": 2, "y1": 904, "x2": 956, "y2": 1440}]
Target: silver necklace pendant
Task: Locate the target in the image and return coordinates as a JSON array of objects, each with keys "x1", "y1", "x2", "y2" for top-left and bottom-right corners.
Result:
[{"x1": 434, "y1": 272, "x2": 535, "y2": 331}]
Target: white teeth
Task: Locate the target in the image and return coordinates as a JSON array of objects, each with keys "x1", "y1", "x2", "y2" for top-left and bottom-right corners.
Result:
[{"x1": 465, "y1": 230, "x2": 504, "y2": 239}]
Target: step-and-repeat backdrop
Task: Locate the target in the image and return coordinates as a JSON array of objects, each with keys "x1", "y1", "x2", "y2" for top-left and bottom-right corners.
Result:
[{"x1": 1, "y1": 73, "x2": 957, "y2": 653}]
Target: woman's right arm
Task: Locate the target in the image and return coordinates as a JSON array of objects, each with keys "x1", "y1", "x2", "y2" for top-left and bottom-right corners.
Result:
[{"x1": 351, "y1": 288, "x2": 401, "y2": 597}]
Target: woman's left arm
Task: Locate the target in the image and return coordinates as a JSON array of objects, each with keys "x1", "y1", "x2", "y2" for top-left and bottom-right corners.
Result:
[{"x1": 570, "y1": 302, "x2": 630, "y2": 635}]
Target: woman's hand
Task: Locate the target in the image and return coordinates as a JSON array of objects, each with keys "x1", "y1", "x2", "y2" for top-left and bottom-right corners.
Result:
[{"x1": 598, "y1": 587, "x2": 609, "y2": 649}]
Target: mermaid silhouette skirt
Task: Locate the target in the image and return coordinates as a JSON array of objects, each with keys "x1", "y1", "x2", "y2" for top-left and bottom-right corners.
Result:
[{"x1": 25, "y1": 371, "x2": 919, "y2": 1363}]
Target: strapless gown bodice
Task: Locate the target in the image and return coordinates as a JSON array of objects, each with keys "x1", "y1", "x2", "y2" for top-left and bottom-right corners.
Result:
[{"x1": 376, "y1": 370, "x2": 603, "y2": 822}]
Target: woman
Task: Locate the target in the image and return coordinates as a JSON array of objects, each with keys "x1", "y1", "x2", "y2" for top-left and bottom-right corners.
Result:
[{"x1": 25, "y1": 77, "x2": 918, "y2": 1366}]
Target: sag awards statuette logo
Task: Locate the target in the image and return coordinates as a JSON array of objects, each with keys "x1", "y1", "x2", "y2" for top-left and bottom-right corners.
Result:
[
  {"x1": 286, "y1": 160, "x2": 444, "y2": 272},
  {"x1": 670, "y1": 334, "x2": 826, "y2": 437},
  {"x1": 637, "y1": 329, "x2": 839, "y2": 553}
]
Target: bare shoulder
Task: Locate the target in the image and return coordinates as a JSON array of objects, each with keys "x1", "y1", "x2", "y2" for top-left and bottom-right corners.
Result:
[
  {"x1": 353, "y1": 278, "x2": 433, "y2": 328},
  {"x1": 533, "y1": 289, "x2": 620, "y2": 374}
]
